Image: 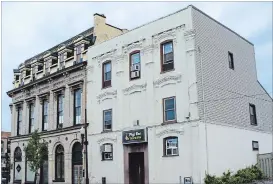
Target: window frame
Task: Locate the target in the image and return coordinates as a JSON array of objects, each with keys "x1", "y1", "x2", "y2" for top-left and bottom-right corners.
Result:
[
  {"x1": 76, "y1": 45, "x2": 82, "y2": 63},
  {"x1": 163, "y1": 96, "x2": 177, "y2": 123},
  {"x1": 73, "y1": 89, "x2": 82, "y2": 125},
  {"x1": 252, "y1": 141, "x2": 259, "y2": 151},
  {"x1": 101, "y1": 143, "x2": 113, "y2": 161},
  {"x1": 29, "y1": 103, "x2": 34, "y2": 134},
  {"x1": 160, "y1": 40, "x2": 174, "y2": 73},
  {"x1": 42, "y1": 100, "x2": 48, "y2": 131},
  {"x1": 57, "y1": 94, "x2": 64, "y2": 128},
  {"x1": 103, "y1": 109, "x2": 112, "y2": 132},
  {"x1": 102, "y1": 61, "x2": 112, "y2": 88},
  {"x1": 55, "y1": 144, "x2": 65, "y2": 181},
  {"x1": 228, "y1": 51, "x2": 234, "y2": 70},
  {"x1": 17, "y1": 107, "x2": 22, "y2": 136},
  {"x1": 249, "y1": 103, "x2": 257, "y2": 126},
  {"x1": 129, "y1": 50, "x2": 141, "y2": 81},
  {"x1": 163, "y1": 136, "x2": 179, "y2": 156},
  {"x1": 25, "y1": 70, "x2": 31, "y2": 77}
]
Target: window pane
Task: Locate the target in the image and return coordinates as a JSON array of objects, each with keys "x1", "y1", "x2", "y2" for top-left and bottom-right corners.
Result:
[
  {"x1": 131, "y1": 53, "x2": 140, "y2": 64},
  {"x1": 166, "y1": 149, "x2": 172, "y2": 155},
  {"x1": 163, "y1": 42, "x2": 173, "y2": 54},
  {"x1": 104, "y1": 111, "x2": 112, "y2": 121},
  {"x1": 105, "y1": 72, "x2": 111, "y2": 81},
  {"x1": 165, "y1": 98, "x2": 174, "y2": 110},
  {"x1": 104, "y1": 63, "x2": 111, "y2": 72},
  {"x1": 250, "y1": 105, "x2": 255, "y2": 115},
  {"x1": 165, "y1": 110, "x2": 175, "y2": 121}
]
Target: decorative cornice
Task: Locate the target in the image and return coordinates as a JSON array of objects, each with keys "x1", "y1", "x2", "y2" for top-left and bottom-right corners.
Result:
[
  {"x1": 123, "y1": 83, "x2": 147, "y2": 95},
  {"x1": 153, "y1": 74, "x2": 182, "y2": 88},
  {"x1": 97, "y1": 90, "x2": 117, "y2": 104},
  {"x1": 156, "y1": 127, "x2": 184, "y2": 137},
  {"x1": 184, "y1": 29, "x2": 196, "y2": 38},
  {"x1": 122, "y1": 39, "x2": 145, "y2": 54},
  {"x1": 94, "y1": 49, "x2": 117, "y2": 67},
  {"x1": 97, "y1": 137, "x2": 117, "y2": 144}
]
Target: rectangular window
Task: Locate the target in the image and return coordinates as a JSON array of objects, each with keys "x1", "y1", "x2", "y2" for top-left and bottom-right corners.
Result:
[
  {"x1": 52, "y1": 59, "x2": 58, "y2": 66},
  {"x1": 26, "y1": 70, "x2": 31, "y2": 77},
  {"x1": 163, "y1": 97, "x2": 176, "y2": 122},
  {"x1": 37, "y1": 65, "x2": 43, "y2": 72},
  {"x1": 249, "y1": 104, "x2": 257, "y2": 125},
  {"x1": 102, "y1": 61, "x2": 111, "y2": 88},
  {"x1": 130, "y1": 51, "x2": 141, "y2": 80},
  {"x1": 15, "y1": 75, "x2": 19, "y2": 81},
  {"x1": 164, "y1": 137, "x2": 178, "y2": 156},
  {"x1": 57, "y1": 94, "x2": 64, "y2": 128},
  {"x1": 228, "y1": 52, "x2": 234, "y2": 69},
  {"x1": 76, "y1": 45, "x2": 82, "y2": 63},
  {"x1": 29, "y1": 104, "x2": 34, "y2": 133},
  {"x1": 17, "y1": 107, "x2": 22, "y2": 135},
  {"x1": 103, "y1": 109, "x2": 112, "y2": 131},
  {"x1": 74, "y1": 89, "x2": 81, "y2": 125},
  {"x1": 252, "y1": 141, "x2": 259, "y2": 151},
  {"x1": 101, "y1": 144, "x2": 113, "y2": 161},
  {"x1": 42, "y1": 100, "x2": 48, "y2": 131},
  {"x1": 161, "y1": 41, "x2": 174, "y2": 72}
]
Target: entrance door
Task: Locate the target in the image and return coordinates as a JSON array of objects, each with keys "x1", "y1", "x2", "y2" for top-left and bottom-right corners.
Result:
[
  {"x1": 40, "y1": 160, "x2": 48, "y2": 184},
  {"x1": 129, "y1": 152, "x2": 144, "y2": 184},
  {"x1": 73, "y1": 165, "x2": 83, "y2": 184}
]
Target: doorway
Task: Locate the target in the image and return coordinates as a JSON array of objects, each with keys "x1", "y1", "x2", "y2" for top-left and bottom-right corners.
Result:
[
  {"x1": 129, "y1": 152, "x2": 144, "y2": 184},
  {"x1": 72, "y1": 142, "x2": 83, "y2": 184}
]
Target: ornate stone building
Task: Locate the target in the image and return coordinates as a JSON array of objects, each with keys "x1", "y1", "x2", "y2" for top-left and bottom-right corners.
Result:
[{"x1": 6, "y1": 13, "x2": 126, "y2": 184}]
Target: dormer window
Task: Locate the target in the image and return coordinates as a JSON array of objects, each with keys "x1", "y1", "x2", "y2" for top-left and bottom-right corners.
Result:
[
  {"x1": 15, "y1": 75, "x2": 19, "y2": 81},
  {"x1": 37, "y1": 65, "x2": 43, "y2": 72},
  {"x1": 76, "y1": 45, "x2": 82, "y2": 63},
  {"x1": 26, "y1": 70, "x2": 31, "y2": 77},
  {"x1": 52, "y1": 59, "x2": 58, "y2": 66}
]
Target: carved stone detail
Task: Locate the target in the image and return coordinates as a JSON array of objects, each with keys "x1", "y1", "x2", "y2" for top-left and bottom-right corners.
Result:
[
  {"x1": 123, "y1": 83, "x2": 147, "y2": 95},
  {"x1": 184, "y1": 29, "x2": 196, "y2": 38},
  {"x1": 94, "y1": 49, "x2": 117, "y2": 67},
  {"x1": 153, "y1": 74, "x2": 182, "y2": 88},
  {"x1": 97, "y1": 137, "x2": 117, "y2": 144},
  {"x1": 156, "y1": 127, "x2": 184, "y2": 137},
  {"x1": 122, "y1": 39, "x2": 145, "y2": 54},
  {"x1": 97, "y1": 90, "x2": 117, "y2": 104}
]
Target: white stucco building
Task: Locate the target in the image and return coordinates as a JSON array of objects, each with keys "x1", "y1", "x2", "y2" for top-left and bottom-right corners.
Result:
[{"x1": 86, "y1": 5, "x2": 272, "y2": 184}]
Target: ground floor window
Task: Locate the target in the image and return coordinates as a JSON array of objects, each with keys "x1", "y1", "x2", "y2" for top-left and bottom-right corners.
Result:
[{"x1": 163, "y1": 136, "x2": 178, "y2": 156}]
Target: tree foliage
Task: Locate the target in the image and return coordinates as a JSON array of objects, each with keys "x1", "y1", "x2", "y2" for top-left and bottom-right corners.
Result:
[
  {"x1": 204, "y1": 165, "x2": 265, "y2": 184},
  {"x1": 23, "y1": 129, "x2": 48, "y2": 174}
]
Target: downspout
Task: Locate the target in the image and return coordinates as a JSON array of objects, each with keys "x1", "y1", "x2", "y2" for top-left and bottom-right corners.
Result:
[{"x1": 198, "y1": 46, "x2": 209, "y2": 174}]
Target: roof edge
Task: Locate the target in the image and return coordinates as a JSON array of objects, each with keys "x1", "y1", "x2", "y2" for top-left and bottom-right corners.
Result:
[{"x1": 257, "y1": 80, "x2": 273, "y2": 100}]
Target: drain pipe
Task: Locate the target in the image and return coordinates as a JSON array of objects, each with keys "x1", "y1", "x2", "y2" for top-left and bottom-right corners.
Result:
[{"x1": 198, "y1": 46, "x2": 209, "y2": 175}]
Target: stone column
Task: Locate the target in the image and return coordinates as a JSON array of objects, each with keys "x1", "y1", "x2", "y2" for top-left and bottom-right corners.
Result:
[
  {"x1": 21, "y1": 150, "x2": 26, "y2": 183},
  {"x1": 48, "y1": 153, "x2": 54, "y2": 183},
  {"x1": 65, "y1": 153, "x2": 72, "y2": 183}
]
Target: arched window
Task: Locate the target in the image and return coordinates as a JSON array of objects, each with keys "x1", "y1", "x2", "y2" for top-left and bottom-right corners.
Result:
[
  {"x1": 163, "y1": 136, "x2": 178, "y2": 156},
  {"x1": 14, "y1": 147, "x2": 22, "y2": 181},
  {"x1": 55, "y1": 144, "x2": 64, "y2": 181},
  {"x1": 101, "y1": 143, "x2": 113, "y2": 160},
  {"x1": 72, "y1": 142, "x2": 82, "y2": 184}
]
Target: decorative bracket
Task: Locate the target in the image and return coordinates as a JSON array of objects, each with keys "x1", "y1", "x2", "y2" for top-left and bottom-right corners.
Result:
[
  {"x1": 156, "y1": 127, "x2": 184, "y2": 137},
  {"x1": 153, "y1": 74, "x2": 182, "y2": 88},
  {"x1": 123, "y1": 83, "x2": 147, "y2": 95},
  {"x1": 97, "y1": 90, "x2": 117, "y2": 104}
]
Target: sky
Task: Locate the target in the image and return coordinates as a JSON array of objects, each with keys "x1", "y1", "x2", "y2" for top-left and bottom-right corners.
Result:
[{"x1": 1, "y1": 2, "x2": 272, "y2": 132}]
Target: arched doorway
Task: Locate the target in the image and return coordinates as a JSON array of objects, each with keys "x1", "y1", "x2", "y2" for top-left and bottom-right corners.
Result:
[
  {"x1": 72, "y1": 142, "x2": 82, "y2": 184},
  {"x1": 14, "y1": 147, "x2": 22, "y2": 183}
]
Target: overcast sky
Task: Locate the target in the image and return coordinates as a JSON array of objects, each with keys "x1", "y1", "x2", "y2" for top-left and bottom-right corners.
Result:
[{"x1": 1, "y1": 2, "x2": 272, "y2": 131}]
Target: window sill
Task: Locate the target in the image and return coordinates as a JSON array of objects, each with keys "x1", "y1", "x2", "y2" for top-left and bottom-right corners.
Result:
[
  {"x1": 251, "y1": 123, "x2": 258, "y2": 126},
  {"x1": 65, "y1": 56, "x2": 74, "y2": 62},
  {"x1": 130, "y1": 77, "x2": 141, "y2": 81},
  {"x1": 101, "y1": 159, "x2": 113, "y2": 161},
  {"x1": 36, "y1": 70, "x2": 43, "y2": 75},
  {"x1": 102, "y1": 85, "x2": 112, "y2": 90},
  {"x1": 162, "y1": 154, "x2": 179, "y2": 157},
  {"x1": 161, "y1": 120, "x2": 177, "y2": 125},
  {"x1": 160, "y1": 68, "x2": 175, "y2": 74},
  {"x1": 24, "y1": 75, "x2": 31, "y2": 79},
  {"x1": 101, "y1": 130, "x2": 112, "y2": 133},
  {"x1": 52, "y1": 179, "x2": 65, "y2": 182},
  {"x1": 50, "y1": 64, "x2": 58, "y2": 68}
]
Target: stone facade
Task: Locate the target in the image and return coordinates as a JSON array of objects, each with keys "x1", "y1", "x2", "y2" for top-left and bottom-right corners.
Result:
[{"x1": 6, "y1": 13, "x2": 125, "y2": 184}]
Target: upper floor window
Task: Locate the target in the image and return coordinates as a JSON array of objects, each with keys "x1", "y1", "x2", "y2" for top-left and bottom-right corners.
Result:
[
  {"x1": 163, "y1": 97, "x2": 176, "y2": 123},
  {"x1": 17, "y1": 107, "x2": 22, "y2": 136},
  {"x1": 76, "y1": 45, "x2": 82, "y2": 63},
  {"x1": 130, "y1": 51, "x2": 141, "y2": 80},
  {"x1": 52, "y1": 59, "x2": 58, "y2": 66},
  {"x1": 101, "y1": 143, "x2": 113, "y2": 161},
  {"x1": 249, "y1": 104, "x2": 257, "y2": 125},
  {"x1": 161, "y1": 41, "x2": 174, "y2": 72},
  {"x1": 15, "y1": 75, "x2": 19, "y2": 81},
  {"x1": 228, "y1": 52, "x2": 234, "y2": 70},
  {"x1": 103, "y1": 109, "x2": 112, "y2": 131},
  {"x1": 26, "y1": 70, "x2": 31, "y2": 77},
  {"x1": 74, "y1": 89, "x2": 81, "y2": 125},
  {"x1": 37, "y1": 64, "x2": 43, "y2": 72},
  {"x1": 252, "y1": 141, "x2": 259, "y2": 151},
  {"x1": 42, "y1": 100, "x2": 48, "y2": 131},
  {"x1": 29, "y1": 103, "x2": 34, "y2": 134},
  {"x1": 102, "y1": 61, "x2": 111, "y2": 88},
  {"x1": 55, "y1": 144, "x2": 64, "y2": 181},
  {"x1": 163, "y1": 136, "x2": 178, "y2": 156},
  {"x1": 57, "y1": 94, "x2": 64, "y2": 128}
]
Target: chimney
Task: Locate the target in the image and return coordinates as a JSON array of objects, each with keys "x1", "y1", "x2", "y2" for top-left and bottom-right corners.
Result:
[{"x1": 94, "y1": 13, "x2": 106, "y2": 27}]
